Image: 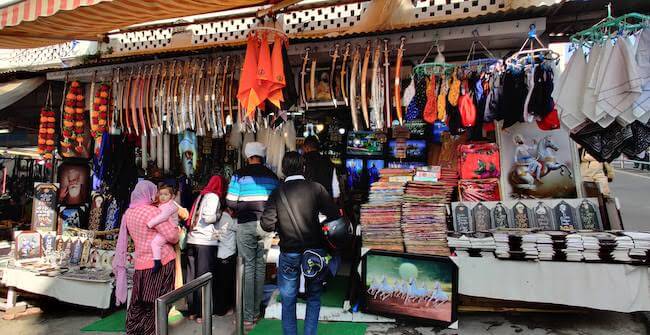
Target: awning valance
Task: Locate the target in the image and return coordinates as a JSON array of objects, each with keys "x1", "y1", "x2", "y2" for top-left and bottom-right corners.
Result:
[
  {"x1": 0, "y1": 0, "x2": 266, "y2": 48},
  {"x1": 0, "y1": 76, "x2": 44, "y2": 111}
]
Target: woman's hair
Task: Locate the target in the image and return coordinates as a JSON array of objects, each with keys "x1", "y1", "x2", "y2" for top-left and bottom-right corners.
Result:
[{"x1": 282, "y1": 151, "x2": 305, "y2": 177}]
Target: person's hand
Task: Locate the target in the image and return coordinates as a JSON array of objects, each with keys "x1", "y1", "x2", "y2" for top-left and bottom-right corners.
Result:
[{"x1": 178, "y1": 207, "x2": 190, "y2": 220}]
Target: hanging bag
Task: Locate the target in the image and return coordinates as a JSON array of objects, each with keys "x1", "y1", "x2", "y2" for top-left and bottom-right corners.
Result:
[{"x1": 458, "y1": 143, "x2": 501, "y2": 179}]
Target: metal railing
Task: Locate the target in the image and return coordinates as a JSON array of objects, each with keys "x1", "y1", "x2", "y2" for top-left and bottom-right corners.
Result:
[
  {"x1": 155, "y1": 272, "x2": 213, "y2": 335},
  {"x1": 613, "y1": 158, "x2": 650, "y2": 169}
]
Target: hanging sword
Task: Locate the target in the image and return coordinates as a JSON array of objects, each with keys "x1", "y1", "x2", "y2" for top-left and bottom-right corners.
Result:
[
  {"x1": 300, "y1": 47, "x2": 310, "y2": 110},
  {"x1": 329, "y1": 44, "x2": 340, "y2": 107}
]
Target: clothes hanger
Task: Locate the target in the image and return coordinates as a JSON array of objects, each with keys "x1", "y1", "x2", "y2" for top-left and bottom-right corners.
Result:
[
  {"x1": 413, "y1": 40, "x2": 455, "y2": 77},
  {"x1": 461, "y1": 29, "x2": 501, "y2": 70},
  {"x1": 506, "y1": 24, "x2": 560, "y2": 67},
  {"x1": 570, "y1": 3, "x2": 649, "y2": 48}
]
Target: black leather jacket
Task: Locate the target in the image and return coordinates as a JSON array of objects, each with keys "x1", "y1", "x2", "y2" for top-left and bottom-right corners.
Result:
[{"x1": 261, "y1": 176, "x2": 340, "y2": 253}]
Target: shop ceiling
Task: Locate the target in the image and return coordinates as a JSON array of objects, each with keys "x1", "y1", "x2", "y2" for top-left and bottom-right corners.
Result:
[{"x1": 2, "y1": 0, "x2": 649, "y2": 79}]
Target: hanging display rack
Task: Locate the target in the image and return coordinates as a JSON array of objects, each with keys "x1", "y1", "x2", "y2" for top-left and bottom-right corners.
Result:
[
  {"x1": 461, "y1": 30, "x2": 500, "y2": 69},
  {"x1": 506, "y1": 24, "x2": 559, "y2": 66},
  {"x1": 569, "y1": 5, "x2": 649, "y2": 47},
  {"x1": 413, "y1": 62, "x2": 456, "y2": 76}
]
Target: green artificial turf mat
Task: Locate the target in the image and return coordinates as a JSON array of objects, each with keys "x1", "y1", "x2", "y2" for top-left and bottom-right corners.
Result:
[
  {"x1": 276, "y1": 276, "x2": 348, "y2": 308},
  {"x1": 80, "y1": 309, "x2": 126, "y2": 332}
]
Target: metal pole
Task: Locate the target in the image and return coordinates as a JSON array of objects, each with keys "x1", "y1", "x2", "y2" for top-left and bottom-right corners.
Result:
[
  {"x1": 155, "y1": 295, "x2": 168, "y2": 335},
  {"x1": 202, "y1": 278, "x2": 213, "y2": 334},
  {"x1": 235, "y1": 256, "x2": 244, "y2": 335}
]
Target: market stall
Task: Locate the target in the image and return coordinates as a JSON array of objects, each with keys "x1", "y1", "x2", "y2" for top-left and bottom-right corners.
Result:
[{"x1": 0, "y1": 0, "x2": 647, "y2": 325}]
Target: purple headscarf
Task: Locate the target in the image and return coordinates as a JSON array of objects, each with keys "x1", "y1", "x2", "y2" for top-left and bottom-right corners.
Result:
[{"x1": 113, "y1": 180, "x2": 158, "y2": 305}]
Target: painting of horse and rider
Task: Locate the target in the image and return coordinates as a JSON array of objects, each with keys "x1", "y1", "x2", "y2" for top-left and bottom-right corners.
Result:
[
  {"x1": 363, "y1": 251, "x2": 458, "y2": 324},
  {"x1": 499, "y1": 123, "x2": 578, "y2": 200}
]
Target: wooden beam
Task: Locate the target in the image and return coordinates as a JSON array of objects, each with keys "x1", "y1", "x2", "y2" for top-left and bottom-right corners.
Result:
[{"x1": 256, "y1": 0, "x2": 302, "y2": 18}]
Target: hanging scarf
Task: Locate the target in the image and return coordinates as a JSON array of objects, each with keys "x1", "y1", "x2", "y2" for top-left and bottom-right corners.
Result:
[
  {"x1": 237, "y1": 33, "x2": 261, "y2": 120},
  {"x1": 406, "y1": 74, "x2": 427, "y2": 121},
  {"x1": 187, "y1": 175, "x2": 225, "y2": 229},
  {"x1": 423, "y1": 74, "x2": 438, "y2": 124},
  {"x1": 113, "y1": 180, "x2": 158, "y2": 306}
]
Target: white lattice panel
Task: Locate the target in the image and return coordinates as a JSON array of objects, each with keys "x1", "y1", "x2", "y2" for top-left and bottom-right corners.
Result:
[
  {"x1": 110, "y1": 28, "x2": 173, "y2": 53},
  {"x1": 414, "y1": 0, "x2": 506, "y2": 18},
  {"x1": 0, "y1": 41, "x2": 97, "y2": 71},
  {"x1": 283, "y1": 2, "x2": 368, "y2": 34},
  {"x1": 190, "y1": 17, "x2": 256, "y2": 45}
]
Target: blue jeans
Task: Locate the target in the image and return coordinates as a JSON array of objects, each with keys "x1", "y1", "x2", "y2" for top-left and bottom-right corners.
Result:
[{"x1": 278, "y1": 250, "x2": 326, "y2": 335}]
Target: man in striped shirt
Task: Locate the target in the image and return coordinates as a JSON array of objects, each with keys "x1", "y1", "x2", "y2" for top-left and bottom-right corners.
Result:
[{"x1": 226, "y1": 142, "x2": 279, "y2": 329}]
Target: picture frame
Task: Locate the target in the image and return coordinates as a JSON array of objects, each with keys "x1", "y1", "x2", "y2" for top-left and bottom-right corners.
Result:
[
  {"x1": 57, "y1": 161, "x2": 91, "y2": 206},
  {"x1": 57, "y1": 205, "x2": 88, "y2": 235},
  {"x1": 362, "y1": 250, "x2": 458, "y2": 326},
  {"x1": 31, "y1": 183, "x2": 60, "y2": 233},
  {"x1": 15, "y1": 231, "x2": 42, "y2": 260},
  {"x1": 496, "y1": 122, "x2": 580, "y2": 200}
]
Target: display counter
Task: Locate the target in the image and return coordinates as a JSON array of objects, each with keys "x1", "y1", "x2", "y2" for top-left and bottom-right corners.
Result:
[
  {"x1": 1, "y1": 267, "x2": 113, "y2": 309},
  {"x1": 452, "y1": 256, "x2": 650, "y2": 313}
]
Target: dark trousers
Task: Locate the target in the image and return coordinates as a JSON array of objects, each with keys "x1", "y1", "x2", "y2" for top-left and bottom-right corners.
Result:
[
  {"x1": 214, "y1": 255, "x2": 236, "y2": 315},
  {"x1": 184, "y1": 243, "x2": 218, "y2": 317}
]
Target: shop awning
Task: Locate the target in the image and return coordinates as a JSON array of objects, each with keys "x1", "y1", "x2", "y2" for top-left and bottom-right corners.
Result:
[
  {"x1": 0, "y1": 0, "x2": 266, "y2": 49},
  {"x1": 0, "y1": 76, "x2": 44, "y2": 110}
]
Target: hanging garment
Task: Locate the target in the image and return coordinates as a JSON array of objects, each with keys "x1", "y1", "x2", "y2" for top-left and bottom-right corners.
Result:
[
  {"x1": 631, "y1": 29, "x2": 650, "y2": 119},
  {"x1": 458, "y1": 88, "x2": 477, "y2": 127},
  {"x1": 267, "y1": 35, "x2": 286, "y2": 109},
  {"x1": 406, "y1": 74, "x2": 427, "y2": 121},
  {"x1": 448, "y1": 73, "x2": 461, "y2": 107},
  {"x1": 500, "y1": 67, "x2": 528, "y2": 128},
  {"x1": 537, "y1": 103, "x2": 561, "y2": 130},
  {"x1": 437, "y1": 76, "x2": 449, "y2": 121},
  {"x1": 522, "y1": 64, "x2": 536, "y2": 123},
  {"x1": 555, "y1": 48, "x2": 588, "y2": 129},
  {"x1": 423, "y1": 74, "x2": 438, "y2": 124},
  {"x1": 597, "y1": 37, "x2": 642, "y2": 114},
  {"x1": 622, "y1": 121, "x2": 650, "y2": 157},
  {"x1": 484, "y1": 72, "x2": 502, "y2": 122},
  {"x1": 446, "y1": 99, "x2": 463, "y2": 136},
  {"x1": 570, "y1": 120, "x2": 633, "y2": 162},
  {"x1": 528, "y1": 64, "x2": 555, "y2": 119},
  {"x1": 402, "y1": 76, "x2": 415, "y2": 107},
  {"x1": 256, "y1": 33, "x2": 273, "y2": 110},
  {"x1": 237, "y1": 34, "x2": 261, "y2": 120},
  {"x1": 470, "y1": 74, "x2": 487, "y2": 139}
]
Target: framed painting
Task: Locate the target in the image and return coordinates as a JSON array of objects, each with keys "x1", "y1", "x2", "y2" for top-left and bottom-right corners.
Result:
[
  {"x1": 496, "y1": 122, "x2": 580, "y2": 200},
  {"x1": 57, "y1": 161, "x2": 91, "y2": 206},
  {"x1": 362, "y1": 250, "x2": 458, "y2": 326},
  {"x1": 31, "y1": 183, "x2": 60, "y2": 233},
  {"x1": 15, "y1": 231, "x2": 42, "y2": 260},
  {"x1": 57, "y1": 205, "x2": 88, "y2": 234}
]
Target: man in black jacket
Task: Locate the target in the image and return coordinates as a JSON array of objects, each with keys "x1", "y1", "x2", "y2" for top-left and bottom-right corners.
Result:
[
  {"x1": 261, "y1": 152, "x2": 339, "y2": 335},
  {"x1": 302, "y1": 136, "x2": 340, "y2": 201}
]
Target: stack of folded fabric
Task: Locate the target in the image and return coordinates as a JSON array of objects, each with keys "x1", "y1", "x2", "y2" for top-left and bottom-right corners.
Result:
[
  {"x1": 535, "y1": 233, "x2": 555, "y2": 261},
  {"x1": 360, "y1": 181, "x2": 406, "y2": 252},
  {"x1": 446, "y1": 234, "x2": 496, "y2": 257},
  {"x1": 596, "y1": 233, "x2": 617, "y2": 262},
  {"x1": 581, "y1": 233, "x2": 601, "y2": 261},
  {"x1": 494, "y1": 232, "x2": 511, "y2": 259},
  {"x1": 565, "y1": 234, "x2": 585, "y2": 261},
  {"x1": 401, "y1": 181, "x2": 453, "y2": 256},
  {"x1": 545, "y1": 231, "x2": 568, "y2": 261},
  {"x1": 379, "y1": 168, "x2": 414, "y2": 183},
  {"x1": 613, "y1": 234, "x2": 635, "y2": 262},
  {"x1": 507, "y1": 233, "x2": 525, "y2": 260},
  {"x1": 624, "y1": 232, "x2": 650, "y2": 263},
  {"x1": 522, "y1": 233, "x2": 547, "y2": 260}
]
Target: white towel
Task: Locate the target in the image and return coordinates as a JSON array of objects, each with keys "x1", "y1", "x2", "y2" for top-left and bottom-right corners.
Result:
[{"x1": 556, "y1": 48, "x2": 588, "y2": 129}]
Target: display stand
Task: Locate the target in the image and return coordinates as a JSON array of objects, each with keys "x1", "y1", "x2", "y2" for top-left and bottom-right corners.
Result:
[{"x1": 1, "y1": 268, "x2": 113, "y2": 309}]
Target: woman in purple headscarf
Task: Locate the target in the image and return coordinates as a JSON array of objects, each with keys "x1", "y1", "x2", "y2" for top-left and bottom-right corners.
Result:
[{"x1": 113, "y1": 180, "x2": 179, "y2": 335}]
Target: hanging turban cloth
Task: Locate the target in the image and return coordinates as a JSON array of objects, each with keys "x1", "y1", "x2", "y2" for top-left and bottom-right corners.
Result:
[
  {"x1": 256, "y1": 32, "x2": 273, "y2": 110},
  {"x1": 237, "y1": 33, "x2": 261, "y2": 120},
  {"x1": 268, "y1": 34, "x2": 287, "y2": 109}
]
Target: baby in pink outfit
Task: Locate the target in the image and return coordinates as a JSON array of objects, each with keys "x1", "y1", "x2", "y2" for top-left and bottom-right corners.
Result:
[{"x1": 147, "y1": 184, "x2": 179, "y2": 272}]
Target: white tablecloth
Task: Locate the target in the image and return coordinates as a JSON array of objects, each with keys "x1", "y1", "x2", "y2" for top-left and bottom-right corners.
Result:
[
  {"x1": 452, "y1": 256, "x2": 650, "y2": 313},
  {"x1": 1, "y1": 268, "x2": 113, "y2": 309}
]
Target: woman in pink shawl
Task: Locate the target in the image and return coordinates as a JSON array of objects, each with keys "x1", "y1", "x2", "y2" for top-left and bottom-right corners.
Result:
[{"x1": 113, "y1": 180, "x2": 179, "y2": 335}]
